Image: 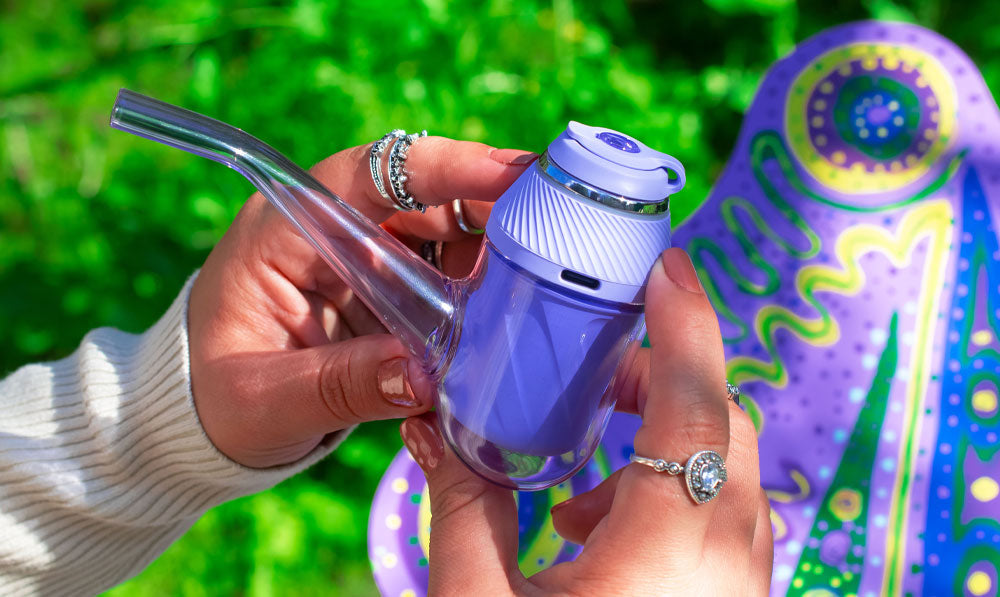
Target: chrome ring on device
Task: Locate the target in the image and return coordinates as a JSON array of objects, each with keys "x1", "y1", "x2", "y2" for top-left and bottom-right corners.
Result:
[{"x1": 630, "y1": 449, "x2": 727, "y2": 504}]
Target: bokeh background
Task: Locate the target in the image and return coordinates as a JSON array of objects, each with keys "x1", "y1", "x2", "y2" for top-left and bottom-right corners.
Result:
[{"x1": 2, "y1": 0, "x2": 998, "y2": 594}]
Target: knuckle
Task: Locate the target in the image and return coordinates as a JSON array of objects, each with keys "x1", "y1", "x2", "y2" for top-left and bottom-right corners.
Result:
[
  {"x1": 429, "y1": 477, "x2": 491, "y2": 528},
  {"x1": 318, "y1": 351, "x2": 363, "y2": 424},
  {"x1": 676, "y1": 397, "x2": 730, "y2": 452}
]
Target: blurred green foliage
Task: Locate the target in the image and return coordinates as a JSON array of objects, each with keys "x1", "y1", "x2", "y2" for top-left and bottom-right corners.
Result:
[{"x1": 2, "y1": 0, "x2": 998, "y2": 594}]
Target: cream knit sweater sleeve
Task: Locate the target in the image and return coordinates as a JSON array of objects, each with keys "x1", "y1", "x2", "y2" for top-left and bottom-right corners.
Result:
[{"x1": 0, "y1": 275, "x2": 348, "y2": 596}]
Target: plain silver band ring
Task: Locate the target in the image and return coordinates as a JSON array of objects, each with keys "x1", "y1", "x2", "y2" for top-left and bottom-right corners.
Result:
[
  {"x1": 420, "y1": 240, "x2": 444, "y2": 270},
  {"x1": 452, "y1": 199, "x2": 485, "y2": 235}
]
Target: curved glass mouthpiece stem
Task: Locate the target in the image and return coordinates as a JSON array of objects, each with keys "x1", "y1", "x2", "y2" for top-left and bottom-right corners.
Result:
[{"x1": 110, "y1": 89, "x2": 455, "y2": 372}]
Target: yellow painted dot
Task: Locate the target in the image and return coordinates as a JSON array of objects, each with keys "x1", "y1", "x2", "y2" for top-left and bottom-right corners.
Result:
[
  {"x1": 820, "y1": 81, "x2": 834, "y2": 94},
  {"x1": 391, "y1": 477, "x2": 409, "y2": 494},
  {"x1": 930, "y1": 111, "x2": 940, "y2": 123},
  {"x1": 877, "y1": 127, "x2": 889, "y2": 138},
  {"x1": 862, "y1": 57, "x2": 878, "y2": 71},
  {"x1": 855, "y1": 117, "x2": 866, "y2": 127},
  {"x1": 973, "y1": 390, "x2": 998, "y2": 415},
  {"x1": 386, "y1": 514, "x2": 402, "y2": 530},
  {"x1": 924, "y1": 128, "x2": 937, "y2": 140},
  {"x1": 971, "y1": 476, "x2": 1000, "y2": 502},
  {"x1": 905, "y1": 154, "x2": 918, "y2": 166},
  {"x1": 815, "y1": 134, "x2": 828, "y2": 147},
  {"x1": 890, "y1": 161, "x2": 903, "y2": 172},
  {"x1": 802, "y1": 562, "x2": 812, "y2": 572},
  {"x1": 831, "y1": 577, "x2": 842, "y2": 588},
  {"x1": 972, "y1": 330, "x2": 994, "y2": 346},
  {"x1": 873, "y1": 163, "x2": 886, "y2": 174},
  {"x1": 401, "y1": 591, "x2": 417, "y2": 597},
  {"x1": 916, "y1": 76, "x2": 928, "y2": 87},
  {"x1": 838, "y1": 64, "x2": 853, "y2": 76},
  {"x1": 381, "y1": 553, "x2": 398, "y2": 568},
  {"x1": 926, "y1": 96, "x2": 937, "y2": 107},
  {"x1": 814, "y1": 99, "x2": 828, "y2": 111},
  {"x1": 832, "y1": 151, "x2": 846, "y2": 164},
  {"x1": 859, "y1": 128, "x2": 870, "y2": 139},
  {"x1": 888, "y1": 100, "x2": 900, "y2": 111},
  {"x1": 883, "y1": 56, "x2": 900, "y2": 70},
  {"x1": 844, "y1": 571, "x2": 854, "y2": 581},
  {"x1": 968, "y1": 570, "x2": 992, "y2": 596},
  {"x1": 902, "y1": 63, "x2": 915, "y2": 73},
  {"x1": 793, "y1": 578, "x2": 804, "y2": 589},
  {"x1": 812, "y1": 115, "x2": 825, "y2": 128},
  {"x1": 893, "y1": 116, "x2": 904, "y2": 126}
]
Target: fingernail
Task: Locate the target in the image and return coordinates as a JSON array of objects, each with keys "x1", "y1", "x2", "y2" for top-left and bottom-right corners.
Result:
[
  {"x1": 550, "y1": 496, "x2": 575, "y2": 515},
  {"x1": 400, "y1": 416, "x2": 444, "y2": 471},
  {"x1": 489, "y1": 148, "x2": 539, "y2": 166},
  {"x1": 659, "y1": 249, "x2": 704, "y2": 294},
  {"x1": 378, "y1": 357, "x2": 427, "y2": 409}
]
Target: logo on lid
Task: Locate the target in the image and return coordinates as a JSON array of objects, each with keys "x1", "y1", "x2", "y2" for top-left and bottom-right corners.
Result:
[{"x1": 595, "y1": 132, "x2": 639, "y2": 153}]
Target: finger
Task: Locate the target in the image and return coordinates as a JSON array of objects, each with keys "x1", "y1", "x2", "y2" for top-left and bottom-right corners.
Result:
[
  {"x1": 384, "y1": 199, "x2": 495, "y2": 243},
  {"x1": 749, "y1": 489, "x2": 775, "y2": 596},
  {"x1": 400, "y1": 414, "x2": 523, "y2": 594},
  {"x1": 405, "y1": 141, "x2": 537, "y2": 208},
  {"x1": 550, "y1": 469, "x2": 624, "y2": 545},
  {"x1": 702, "y1": 404, "x2": 761, "y2": 566},
  {"x1": 308, "y1": 138, "x2": 536, "y2": 224},
  {"x1": 598, "y1": 248, "x2": 730, "y2": 557},
  {"x1": 610, "y1": 346, "x2": 650, "y2": 415},
  {"x1": 196, "y1": 334, "x2": 433, "y2": 467},
  {"x1": 253, "y1": 139, "x2": 534, "y2": 298}
]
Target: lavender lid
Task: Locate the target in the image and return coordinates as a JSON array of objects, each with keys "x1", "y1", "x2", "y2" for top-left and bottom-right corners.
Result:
[
  {"x1": 484, "y1": 122, "x2": 685, "y2": 304},
  {"x1": 547, "y1": 121, "x2": 685, "y2": 202}
]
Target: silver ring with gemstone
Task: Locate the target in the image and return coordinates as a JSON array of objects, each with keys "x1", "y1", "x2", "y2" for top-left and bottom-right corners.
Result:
[
  {"x1": 369, "y1": 129, "x2": 405, "y2": 208},
  {"x1": 388, "y1": 130, "x2": 428, "y2": 212},
  {"x1": 452, "y1": 199, "x2": 484, "y2": 235},
  {"x1": 726, "y1": 380, "x2": 741, "y2": 406},
  {"x1": 630, "y1": 450, "x2": 727, "y2": 504}
]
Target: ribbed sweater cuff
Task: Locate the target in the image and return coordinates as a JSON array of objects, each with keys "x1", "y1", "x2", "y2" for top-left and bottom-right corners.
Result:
[{"x1": 1, "y1": 273, "x2": 351, "y2": 595}]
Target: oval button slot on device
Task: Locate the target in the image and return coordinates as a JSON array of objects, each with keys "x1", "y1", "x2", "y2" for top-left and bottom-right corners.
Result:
[{"x1": 560, "y1": 269, "x2": 601, "y2": 290}]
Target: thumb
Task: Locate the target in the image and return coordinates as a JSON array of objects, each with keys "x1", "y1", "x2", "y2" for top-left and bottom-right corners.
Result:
[
  {"x1": 400, "y1": 414, "x2": 522, "y2": 594},
  {"x1": 198, "y1": 334, "x2": 435, "y2": 467}
]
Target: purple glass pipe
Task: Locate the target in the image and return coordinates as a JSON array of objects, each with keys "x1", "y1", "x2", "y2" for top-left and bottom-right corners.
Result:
[{"x1": 109, "y1": 92, "x2": 684, "y2": 490}]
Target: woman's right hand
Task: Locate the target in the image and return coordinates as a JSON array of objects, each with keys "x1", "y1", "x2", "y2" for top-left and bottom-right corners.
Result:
[{"x1": 399, "y1": 248, "x2": 773, "y2": 595}]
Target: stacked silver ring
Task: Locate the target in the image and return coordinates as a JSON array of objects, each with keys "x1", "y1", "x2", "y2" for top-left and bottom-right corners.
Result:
[
  {"x1": 369, "y1": 129, "x2": 404, "y2": 206},
  {"x1": 389, "y1": 130, "x2": 428, "y2": 212},
  {"x1": 369, "y1": 129, "x2": 428, "y2": 212}
]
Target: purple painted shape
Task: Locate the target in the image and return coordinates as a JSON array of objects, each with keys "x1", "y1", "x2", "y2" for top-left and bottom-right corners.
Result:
[{"x1": 671, "y1": 20, "x2": 1000, "y2": 597}]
